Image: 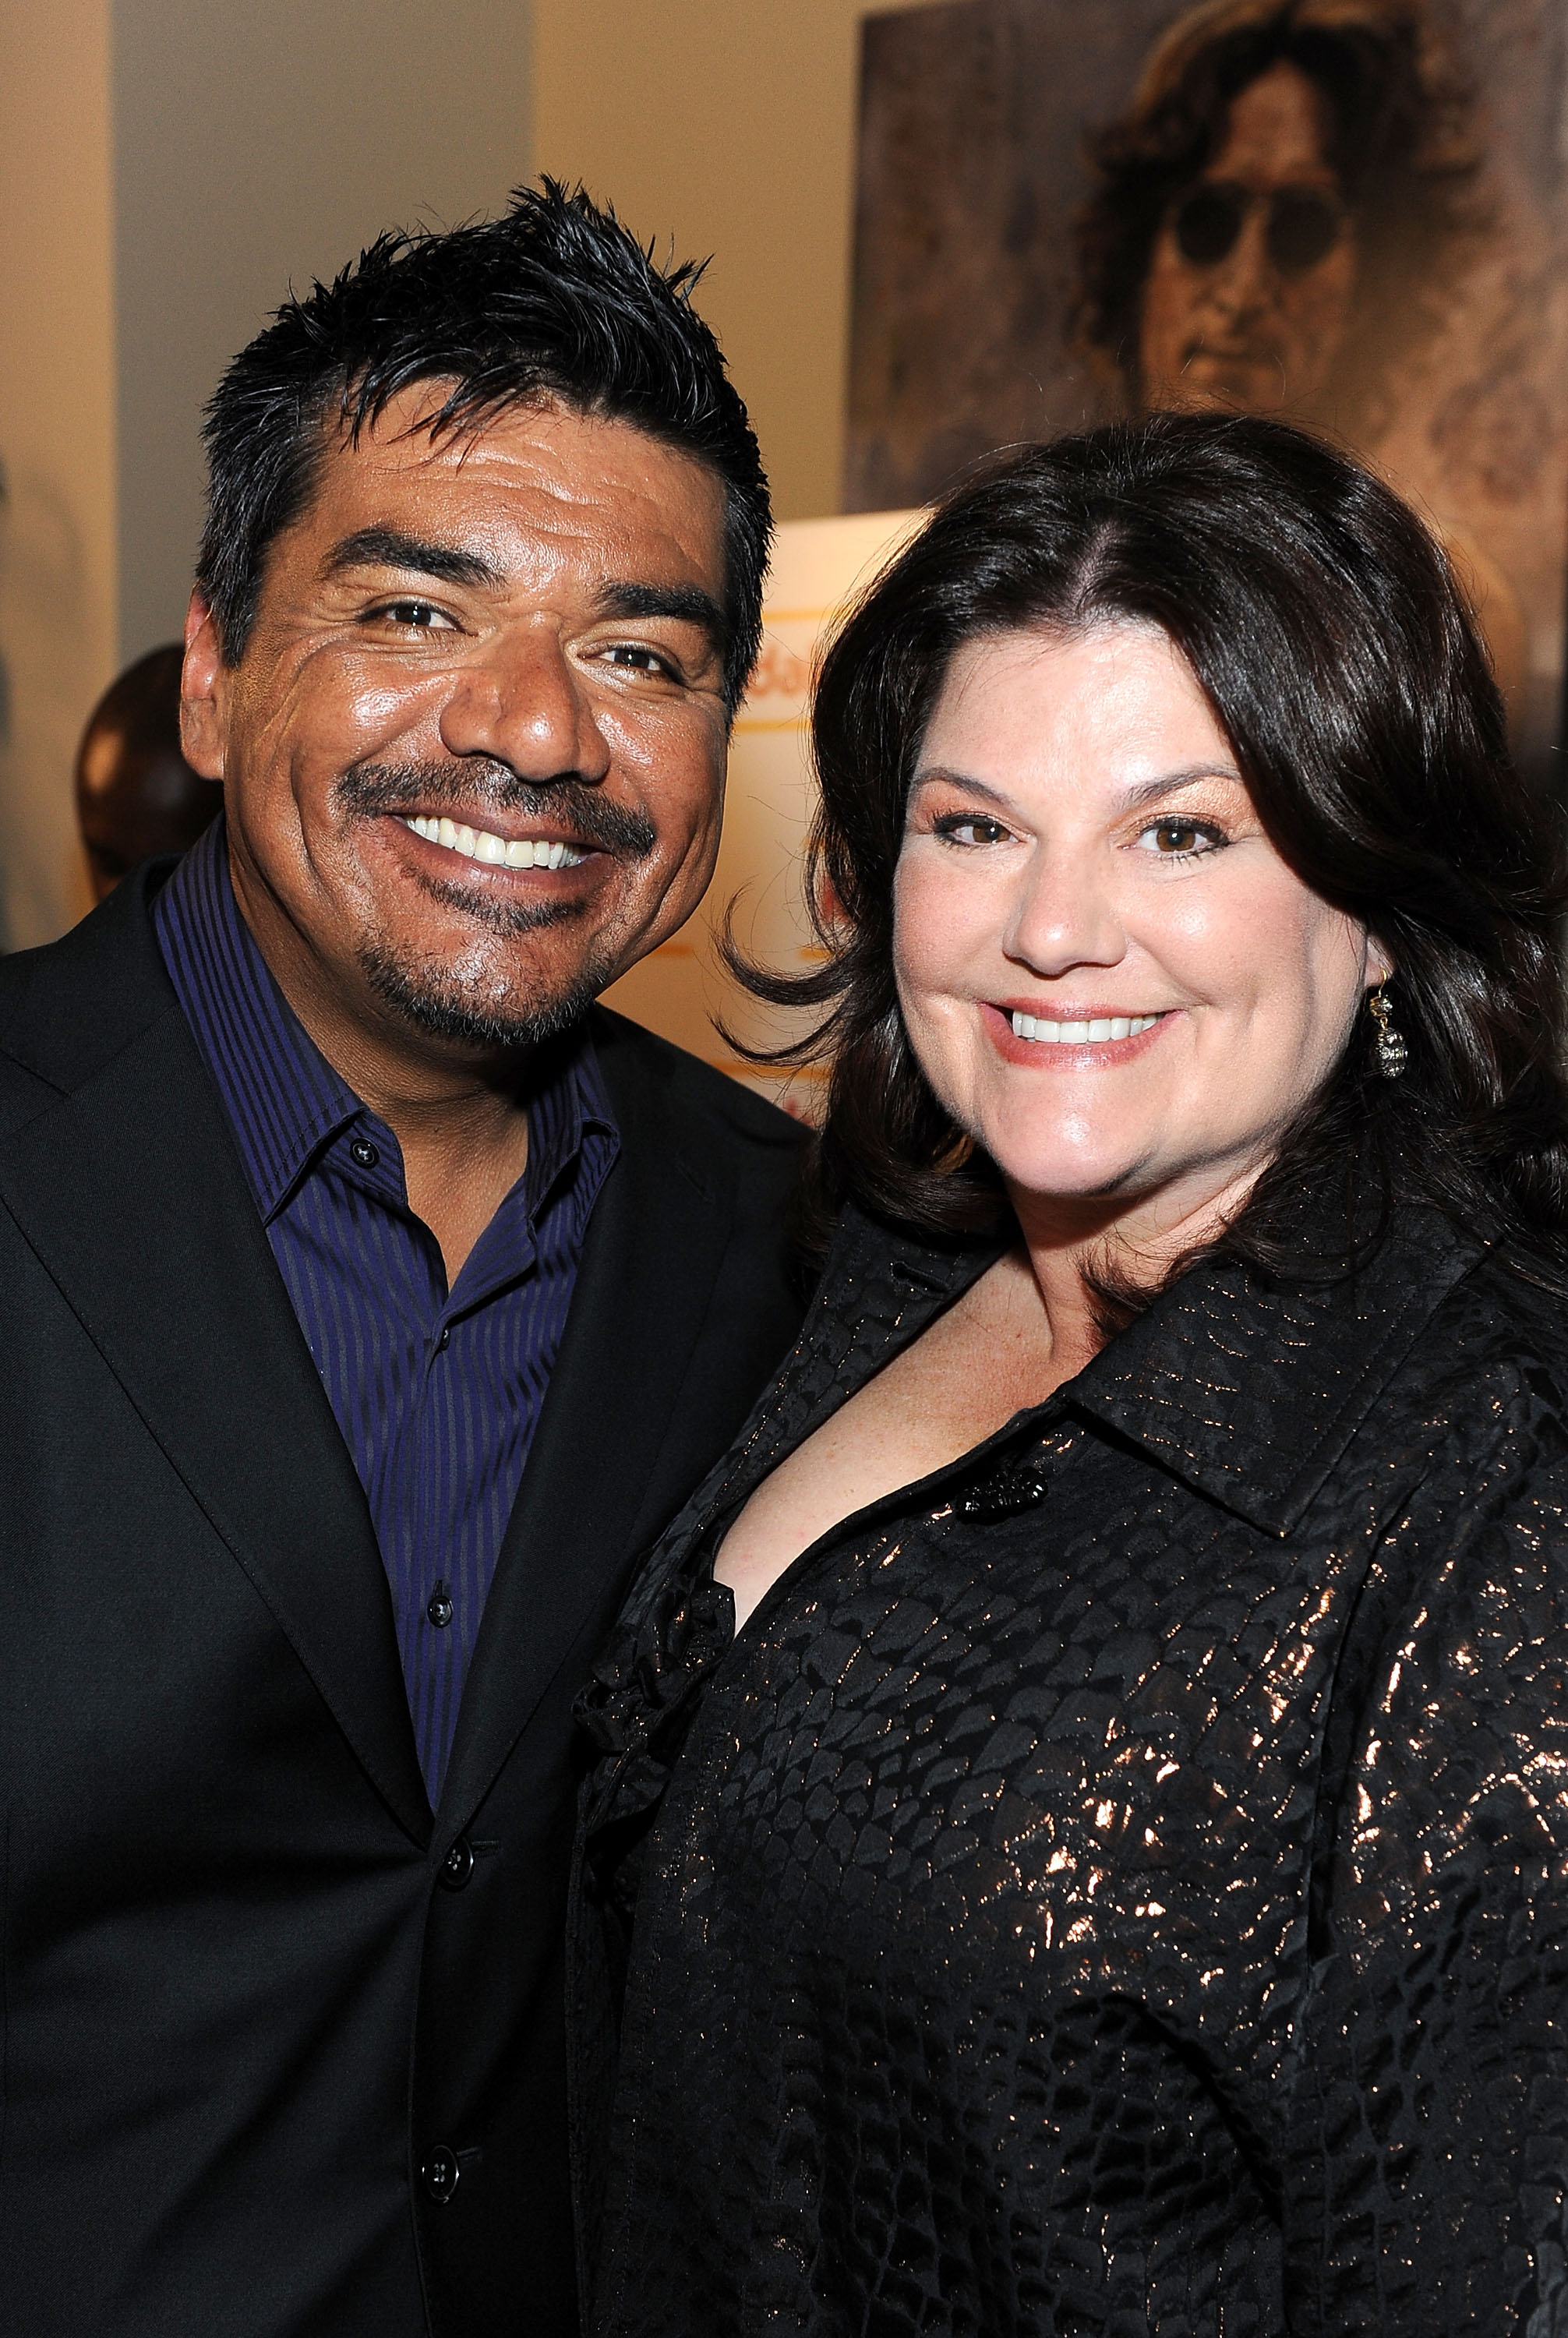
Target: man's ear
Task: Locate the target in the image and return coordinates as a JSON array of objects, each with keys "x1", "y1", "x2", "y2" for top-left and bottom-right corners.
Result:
[{"x1": 182, "y1": 592, "x2": 228, "y2": 781}]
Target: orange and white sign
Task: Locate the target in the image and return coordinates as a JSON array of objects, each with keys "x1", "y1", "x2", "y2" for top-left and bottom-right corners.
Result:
[{"x1": 602, "y1": 508, "x2": 922, "y2": 1116}]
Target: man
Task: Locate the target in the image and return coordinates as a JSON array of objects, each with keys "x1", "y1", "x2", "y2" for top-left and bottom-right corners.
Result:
[
  {"x1": 75, "y1": 641, "x2": 224, "y2": 898},
  {"x1": 0, "y1": 184, "x2": 804, "y2": 2336}
]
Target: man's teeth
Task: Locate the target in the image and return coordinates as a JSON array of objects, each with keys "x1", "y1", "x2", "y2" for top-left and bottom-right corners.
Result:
[
  {"x1": 1010, "y1": 1012, "x2": 1163, "y2": 1044},
  {"x1": 401, "y1": 814, "x2": 585, "y2": 870}
]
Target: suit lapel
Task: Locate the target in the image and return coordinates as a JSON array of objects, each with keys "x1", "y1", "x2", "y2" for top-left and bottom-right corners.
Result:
[
  {"x1": 0, "y1": 889, "x2": 431, "y2": 1845},
  {"x1": 439, "y1": 1014, "x2": 736, "y2": 1827}
]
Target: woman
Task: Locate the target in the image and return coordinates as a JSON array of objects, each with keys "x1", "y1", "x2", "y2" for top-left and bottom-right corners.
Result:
[{"x1": 570, "y1": 414, "x2": 1568, "y2": 2334}]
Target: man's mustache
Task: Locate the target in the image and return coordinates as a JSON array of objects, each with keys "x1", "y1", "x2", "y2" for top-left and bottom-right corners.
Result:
[{"x1": 336, "y1": 759, "x2": 659, "y2": 859}]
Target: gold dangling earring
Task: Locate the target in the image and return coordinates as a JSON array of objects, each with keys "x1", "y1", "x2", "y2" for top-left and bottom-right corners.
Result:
[{"x1": 1368, "y1": 983, "x2": 1407, "y2": 1078}]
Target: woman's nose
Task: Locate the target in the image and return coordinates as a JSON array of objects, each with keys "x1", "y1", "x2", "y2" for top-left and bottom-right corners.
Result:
[
  {"x1": 437, "y1": 629, "x2": 613, "y2": 786},
  {"x1": 1003, "y1": 853, "x2": 1128, "y2": 977}
]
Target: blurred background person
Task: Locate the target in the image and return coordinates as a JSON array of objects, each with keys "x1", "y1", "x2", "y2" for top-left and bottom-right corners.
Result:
[{"x1": 74, "y1": 642, "x2": 223, "y2": 900}]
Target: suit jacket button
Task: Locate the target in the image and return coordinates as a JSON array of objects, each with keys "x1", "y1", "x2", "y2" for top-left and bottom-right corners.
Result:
[
  {"x1": 438, "y1": 1835, "x2": 475, "y2": 1891},
  {"x1": 422, "y1": 2145, "x2": 460, "y2": 2203}
]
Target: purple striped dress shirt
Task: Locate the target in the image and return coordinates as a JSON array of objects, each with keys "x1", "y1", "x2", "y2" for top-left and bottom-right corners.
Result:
[{"x1": 154, "y1": 821, "x2": 619, "y2": 1800}]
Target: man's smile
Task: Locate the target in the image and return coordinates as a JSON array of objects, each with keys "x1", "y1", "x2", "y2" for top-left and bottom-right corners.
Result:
[{"x1": 397, "y1": 813, "x2": 592, "y2": 871}]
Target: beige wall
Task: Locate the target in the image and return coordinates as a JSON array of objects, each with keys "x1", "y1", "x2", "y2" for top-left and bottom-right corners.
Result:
[
  {"x1": 112, "y1": 0, "x2": 534, "y2": 666},
  {"x1": 0, "y1": 0, "x2": 118, "y2": 947},
  {"x1": 532, "y1": 0, "x2": 946, "y2": 525}
]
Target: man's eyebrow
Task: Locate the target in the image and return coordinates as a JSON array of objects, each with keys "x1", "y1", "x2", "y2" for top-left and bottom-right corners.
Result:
[
  {"x1": 595, "y1": 579, "x2": 726, "y2": 641},
  {"x1": 320, "y1": 527, "x2": 503, "y2": 588}
]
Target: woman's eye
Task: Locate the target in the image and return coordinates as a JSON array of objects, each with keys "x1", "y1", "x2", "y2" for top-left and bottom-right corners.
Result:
[
  {"x1": 1138, "y1": 817, "x2": 1224, "y2": 858},
  {"x1": 934, "y1": 814, "x2": 1012, "y2": 847}
]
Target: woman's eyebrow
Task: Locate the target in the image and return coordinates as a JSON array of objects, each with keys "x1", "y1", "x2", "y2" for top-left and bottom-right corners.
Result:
[
  {"x1": 909, "y1": 767, "x2": 1012, "y2": 803},
  {"x1": 911, "y1": 763, "x2": 1242, "y2": 807},
  {"x1": 1118, "y1": 764, "x2": 1244, "y2": 809}
]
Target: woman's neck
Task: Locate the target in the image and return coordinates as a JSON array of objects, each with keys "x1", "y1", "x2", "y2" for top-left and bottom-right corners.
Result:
[{"x1": 1006, "y1": 1156, "x2": 1267, "y2": 1369}]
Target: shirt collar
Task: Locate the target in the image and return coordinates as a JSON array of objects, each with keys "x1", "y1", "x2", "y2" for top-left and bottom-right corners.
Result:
[
  {"x1": 1064, "y1": 1202, "x2": 1483, "y2": 1535},
  {"x1": 835, "y1": 1181, "x2": 1485, "y2": 1541},
  {"x1": 154, "y1": 817, "x2": 616, "y2": 1225}
]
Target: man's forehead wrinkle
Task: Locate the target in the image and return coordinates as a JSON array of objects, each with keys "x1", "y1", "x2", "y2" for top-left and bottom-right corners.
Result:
[{"x1": 295, "y1": 398, "x2": 729, "y2": 643}]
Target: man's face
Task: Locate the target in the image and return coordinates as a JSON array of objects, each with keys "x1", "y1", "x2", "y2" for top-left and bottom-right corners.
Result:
[
  {"x1": 1138, "y1": 61, "x2": 1358, "y2": 415},
  {"x1": 182, "y1": 393, "x2": 733, "y2": 1062}
]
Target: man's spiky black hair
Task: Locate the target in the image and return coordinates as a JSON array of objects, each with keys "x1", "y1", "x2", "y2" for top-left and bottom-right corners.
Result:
[{"x1": 196, "y1": 179, "x2": 772, "y2": 713}]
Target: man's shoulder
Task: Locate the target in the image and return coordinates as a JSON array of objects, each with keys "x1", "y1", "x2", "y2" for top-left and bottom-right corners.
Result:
[
  {"x1": 0, "y1": 868, "x2": 179, "y2": 1120},
  {"x1": 587, "y1": 1005, "x2": 807, "y2": 1186}
]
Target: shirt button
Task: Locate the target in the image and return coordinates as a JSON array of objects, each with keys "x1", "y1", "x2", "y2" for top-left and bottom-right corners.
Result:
[
  {"x1": 350, "y1": 1137, "x2": 379, "y2": 1169},
  {"x1": 437, "y1": 1327, "x2": 450, "y2": 1351},
  {"x1": 422, "y1": 2145, "x2": 460, "y2": 2203},
  {"x1": 427, "y1": 1584, "x2": 454, "y2": 1630},
  {"x1": 438, "y1": 1835, "x2": 475, "y2": 1892}
]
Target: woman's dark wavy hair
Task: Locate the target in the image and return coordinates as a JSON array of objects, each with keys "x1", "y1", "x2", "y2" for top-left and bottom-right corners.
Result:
[{"x1": 733, "y1": 413, "x2": 1568, "y2": 1287}]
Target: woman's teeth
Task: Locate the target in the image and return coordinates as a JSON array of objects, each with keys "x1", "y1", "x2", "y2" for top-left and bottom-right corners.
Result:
[
  {"x1": 401, "y1": 814, "x2": 586, "y2": 870},
  {"x1": 1010, "y1": 1011, "x2": 1162, "y2": 1044}
]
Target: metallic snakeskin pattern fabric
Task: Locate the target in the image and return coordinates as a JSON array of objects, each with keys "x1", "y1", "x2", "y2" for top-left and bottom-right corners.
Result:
[{"x1": 570, "y1": 1198, "x2": 1568, "y2": 2335}]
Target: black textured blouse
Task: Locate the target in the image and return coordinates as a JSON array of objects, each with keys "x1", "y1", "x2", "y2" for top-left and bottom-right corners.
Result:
[{"x1": 569, "y1": 1195, "x2": 1568, "y2": 2336}]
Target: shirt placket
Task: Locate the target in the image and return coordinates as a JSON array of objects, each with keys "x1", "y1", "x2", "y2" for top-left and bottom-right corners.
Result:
[
  {"x1": 413, "y1": 1193, "x2": 543, "y2": 1797},
  {"x1": 329, "y1": 1115, "x2": 460, "y2": 1785}
]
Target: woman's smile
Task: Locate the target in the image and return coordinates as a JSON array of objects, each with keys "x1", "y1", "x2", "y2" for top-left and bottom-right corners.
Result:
[{"x1": 985, "y1": 1001, "x2": 1174, "y2": 1065}]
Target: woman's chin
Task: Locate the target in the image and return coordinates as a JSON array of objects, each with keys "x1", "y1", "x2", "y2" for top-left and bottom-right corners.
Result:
[{"x1": 993, "y1": 1150, "x2": 1152, "y2": 1211}]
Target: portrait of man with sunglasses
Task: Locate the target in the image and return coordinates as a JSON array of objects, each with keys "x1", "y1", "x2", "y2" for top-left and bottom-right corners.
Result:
[
  {"x1": 847, "y1": 0, "x2": 1565, "y2": 775},
  {"x1": 1074, "y1": 0, "x2": 1481, "y2": 433}
]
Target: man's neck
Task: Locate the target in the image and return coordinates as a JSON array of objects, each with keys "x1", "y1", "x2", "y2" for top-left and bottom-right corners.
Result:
[{"x1": 233, "y1": 864, "x2": 540, "y2": 1288}]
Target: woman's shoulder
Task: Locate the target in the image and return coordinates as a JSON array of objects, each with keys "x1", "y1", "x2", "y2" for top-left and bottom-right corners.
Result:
[
  {"x1": 1421, "y1": 1240, "x2": 1568, "y2": 1402},
  {"x1": 1374, "y1": 1236, "x2": 1568, "y2": 1497}
]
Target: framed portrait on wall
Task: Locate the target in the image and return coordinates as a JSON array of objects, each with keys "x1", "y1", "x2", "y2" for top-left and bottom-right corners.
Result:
[{"x1": 846, "y1": 0, "x2": 1568, "y2": 788}]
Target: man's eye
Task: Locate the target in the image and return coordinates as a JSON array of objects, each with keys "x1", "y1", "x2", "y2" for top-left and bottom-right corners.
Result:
[
  {"x1": 1138, "y1": 818, "x2": 1225, "y2": 858},
  {"x1": 374, "y1": 599, "x2": 452, "y2": 630},
  {"x1": 602, "y1": 644, "x2": 675, "y2": 677},
  {"x1": 934, "y1": 814, "x2": 1012, "y2": 846}
]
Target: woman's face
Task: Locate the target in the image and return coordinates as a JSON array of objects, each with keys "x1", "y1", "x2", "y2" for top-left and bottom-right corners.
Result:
[{"x1": 893, "y1": 620, "x2": 1384, "y2": 1234}]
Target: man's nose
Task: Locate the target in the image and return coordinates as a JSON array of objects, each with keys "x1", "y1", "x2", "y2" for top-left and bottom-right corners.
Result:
[
  {"x1": 1210, "y1": 210, "x2": 1276, "y2": 320},
  {"x1": 1002, "y1": 850, "x2": 1128, "y2": 978},
  {"x1": 437, "y1": 630, "x2": 613, "y2": 786}
]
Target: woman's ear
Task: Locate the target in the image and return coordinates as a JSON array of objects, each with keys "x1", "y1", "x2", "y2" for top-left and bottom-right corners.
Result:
[{"x1": 1365, "y1": 934, "x2": 1394, "y2": 990}]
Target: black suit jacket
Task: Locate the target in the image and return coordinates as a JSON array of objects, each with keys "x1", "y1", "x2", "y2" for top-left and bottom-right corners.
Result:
[{"x1": 0, "y1": 865, "x2": 807, "y2": 2338}]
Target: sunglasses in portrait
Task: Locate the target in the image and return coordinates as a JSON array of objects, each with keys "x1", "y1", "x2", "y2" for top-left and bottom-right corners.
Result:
[{"x1": 1170, "y1": 181, "x2": 1349, "y2": 275}]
